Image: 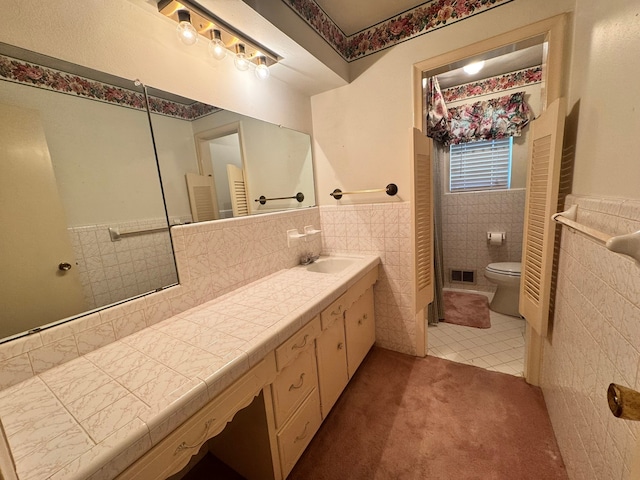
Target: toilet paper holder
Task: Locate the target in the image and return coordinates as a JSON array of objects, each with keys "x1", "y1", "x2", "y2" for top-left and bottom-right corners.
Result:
[{"x1": 486, "y1": 232, "x2": 506, "y2": 244}]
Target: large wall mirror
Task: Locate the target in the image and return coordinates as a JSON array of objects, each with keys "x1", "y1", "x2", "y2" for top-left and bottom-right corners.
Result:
[{"x1": 0, "y1": 42, "x2": 316, "y2": 343}]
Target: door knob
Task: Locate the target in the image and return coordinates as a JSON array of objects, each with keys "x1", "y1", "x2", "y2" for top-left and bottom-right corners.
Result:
[
  {"x1": 608, "y1": 383, "x2": 640, "y2": 421},
  {"x1": 58, "y1": 262, "x2": 72, "y2": 271}
]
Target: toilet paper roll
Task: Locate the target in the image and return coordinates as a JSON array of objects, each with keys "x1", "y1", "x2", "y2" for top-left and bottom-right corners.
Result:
[{"x1": 488, "y1": 232, "x2": 504, "y2": 246}]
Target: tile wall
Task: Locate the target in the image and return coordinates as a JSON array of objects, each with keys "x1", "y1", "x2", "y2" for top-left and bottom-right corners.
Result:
[
  {"x1": 541, "y1": 194, "x2": 640, "y2": 480},
  {"x1": 68, "y1": 217, "x2": 186, "y2": 310},
  {"x1": 441, "y1": 189, "x2": 525, "y2": 291},
  {"x1": 0, "y1": 208, "x2": 322, "y2": 390},
  {"x1": 319, "y1": 202, "x2": 416, "y2": 355}
]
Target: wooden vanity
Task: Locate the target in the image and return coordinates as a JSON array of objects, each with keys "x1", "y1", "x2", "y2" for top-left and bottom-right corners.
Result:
[{"x1": 0, "y1": 255, "x2": 379, "y2": 480}]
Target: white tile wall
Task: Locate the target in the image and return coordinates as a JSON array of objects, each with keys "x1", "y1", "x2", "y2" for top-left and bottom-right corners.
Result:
[
  {"x1": 441, "y1": 189, "x2": 525, "y2": 291},
  {"x1": 0, "y1": 208, "x2": 322, "y2": 389},
  {"x1": 68, "y1": 217, "x2": 182, "y2": 310},
  {"x1": 319, "y1": 202, "x2": 416, "y2": 355},
  {"x1": 541, "y1": 194, "x2": 640, "y2": 480}
]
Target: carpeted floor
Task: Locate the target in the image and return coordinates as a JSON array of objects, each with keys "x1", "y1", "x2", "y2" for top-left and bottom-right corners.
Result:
[
  {"x1": 443, "y1": 290, "x2": 491, "y2": 328},
  {"x1": 289, "y1": 347, "x2": 567, "y2": 480}
]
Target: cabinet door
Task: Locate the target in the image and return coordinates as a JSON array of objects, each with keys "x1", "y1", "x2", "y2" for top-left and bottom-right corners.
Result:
[
  {"x1": 316, "y1": 318, "x2": 348, "y2": 418},
  {"x1": 345, "y1": 287, "x2": 375, "y2": 379}
]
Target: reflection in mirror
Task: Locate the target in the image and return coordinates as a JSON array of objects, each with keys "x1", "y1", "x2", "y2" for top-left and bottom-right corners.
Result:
[
  {"x1": 0, "y1": 43, "x2": 178, "y2": 341},
  {"x1": 148, "y1": 90, "x2": 316, "y2": 223}
]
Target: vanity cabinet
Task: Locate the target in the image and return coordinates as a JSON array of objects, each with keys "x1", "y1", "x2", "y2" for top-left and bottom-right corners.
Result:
[
  {"x1": 344, "y1": 287, "x2": 376, "y2": 379},
  {"x1": 316, "y1": 268, "x2": 378, "y2": 419},
  {"x1": 315, "y1": 315, "x2": 349, "y2": 418},
  {"x1": 115, "y1": 266, "x2": 378, "y2": 480}
]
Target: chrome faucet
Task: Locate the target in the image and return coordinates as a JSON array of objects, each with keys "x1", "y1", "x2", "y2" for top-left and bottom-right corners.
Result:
[{"x1": 300, "y1": 252, "x2": 320, "y2": 265}]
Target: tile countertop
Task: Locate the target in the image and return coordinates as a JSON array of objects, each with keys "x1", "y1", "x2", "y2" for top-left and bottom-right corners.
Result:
[{"x1": 0, "y1": 255, "x2": 380, "y2": 480}]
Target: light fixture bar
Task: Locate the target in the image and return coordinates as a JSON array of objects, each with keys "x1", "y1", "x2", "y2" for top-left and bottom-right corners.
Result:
[{"x1": 157, "y1": 0, "x2": 280, "y2": 66}]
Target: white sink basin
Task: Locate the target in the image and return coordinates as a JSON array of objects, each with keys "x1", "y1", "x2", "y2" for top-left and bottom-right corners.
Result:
[{"x1": 304, "y1": 256, "x2": 359, "y2": 274}]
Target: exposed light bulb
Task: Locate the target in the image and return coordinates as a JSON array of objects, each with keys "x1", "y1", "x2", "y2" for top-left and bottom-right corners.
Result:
[
  {"x1": 463, "y1": 60, "x2": 485, "y2": 75},
  {"x1": 176, "y1": 10, "x2": 198, "y2": 46},
  {"x1": 208, "y1": 29, "x2": 227, "y2": 60},
  {"x1": 255, "y1": 56, "x2": 270, "y2": 80},
  {"x1": 234, "y1": 44, "x2": 250, "y2": 71}
]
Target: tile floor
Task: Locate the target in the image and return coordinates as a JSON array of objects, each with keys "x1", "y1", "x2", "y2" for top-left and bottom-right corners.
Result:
[{"x1": 427, "y1": 290, "x2": 526, "y2": 376}]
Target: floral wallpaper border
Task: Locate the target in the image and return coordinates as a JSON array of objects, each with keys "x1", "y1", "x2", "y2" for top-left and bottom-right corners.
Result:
[
  {"x1": 0, "y1": 54, "x2": 220, "y2": 121},
  {"x1": 283, "y1": 0, "x2": 514, "y2": 62},
  {"x1": 442, "y1": 65, "x2": 542, "y2": 103}
]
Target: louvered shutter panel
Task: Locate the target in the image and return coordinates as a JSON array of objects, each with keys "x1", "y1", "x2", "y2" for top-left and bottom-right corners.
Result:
[
  {"x1": 226, "y1": 164, "x2": 249, "y2": 217},
  {"x1": 185, "y1": 173, "x2": 218, "y2": 222},
  {"x1": 412, "y1": 128, "x2": 434, "y2": 315},
  {"x1": 519, "y1": 98, "x2": 566, "y2": 337}
]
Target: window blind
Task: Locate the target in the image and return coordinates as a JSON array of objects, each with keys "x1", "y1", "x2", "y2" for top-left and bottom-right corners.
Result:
[{"x1": 449, "y1": 138, "x2": 512, "y2": 192}]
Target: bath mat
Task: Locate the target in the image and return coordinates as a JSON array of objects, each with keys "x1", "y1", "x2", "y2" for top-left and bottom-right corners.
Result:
[{"x1": 443, "y1": 291, "x2": 491, "y2": 328}]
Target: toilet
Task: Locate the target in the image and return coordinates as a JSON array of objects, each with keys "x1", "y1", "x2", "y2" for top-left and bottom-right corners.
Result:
[{"x1": 484, "y1": 262, "x2": 522, "y2": 317}]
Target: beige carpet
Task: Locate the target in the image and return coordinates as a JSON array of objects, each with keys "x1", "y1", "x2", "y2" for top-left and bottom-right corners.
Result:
[
  {"x1": 443, "y1": 290, "x2": 491, "y2": 328},
  {"x1": 289, "y1": 347, "x2": 567, "y2": 480}
]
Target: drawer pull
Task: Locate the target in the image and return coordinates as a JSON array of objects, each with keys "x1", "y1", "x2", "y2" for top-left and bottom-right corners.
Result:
[
  {"x1": 331, "y1": 305, "x2": 343, "y2": 316},
  {"x1": 337, "y1": 342, "x2": 344, "y2": 350},
  {"x1": 358, "y1": 318, "x2": 363, "y2": 325},
  {"x1": 294, "y1": 421, "x2": 311, "y2": 443},
  {"x1": 291, "y1": 334, "x2": 309, "y2": 351},
  {"x1": 174, "y1": 419, "x2": 214, "y2": 455},
  {"x1": 289, "y1": 373, "x2": 306, "y2": 391}
]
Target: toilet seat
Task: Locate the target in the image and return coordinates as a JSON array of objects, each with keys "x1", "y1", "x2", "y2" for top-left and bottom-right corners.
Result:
[{"x1": 486, "y1": 262, "x2": 521, "y2": 277}]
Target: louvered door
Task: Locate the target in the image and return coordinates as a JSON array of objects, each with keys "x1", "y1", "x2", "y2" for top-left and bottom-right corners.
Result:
[
  {"x1": 519, "y1": 98, "x2": 566, "y2": 337},
  {"x1": 185, "y1": 173, "x2": 218, "y2": 222},
  {"x1": 227, "y1": 164, "x2": 249, "y2": 217},
  {"x1": 412, "y1": 128, "x2": 434, "y2": 315}
]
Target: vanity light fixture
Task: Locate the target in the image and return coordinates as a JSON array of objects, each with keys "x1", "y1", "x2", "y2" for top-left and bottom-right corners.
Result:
[
  {"x1": 255, "y1": 55, "x2": 270, "y2": 80},
  {"x1": 463, "y1": 60, "x2": 485, "y2": 75},
  {"x1": 176, "y1": 10, "x2": 198, "y2": 46},
  {"x1": 234, "y1": 44, "x2": 250, "y2": 72},
  {"x1": 208, "y1": 29, "x2": 227, "y2": 60},
  {"x1": 158, "y1": 0, "x2": 279, "y2": 80}
]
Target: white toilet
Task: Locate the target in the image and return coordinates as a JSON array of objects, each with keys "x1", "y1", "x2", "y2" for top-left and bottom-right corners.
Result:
[{"x1": 484, "y1": 262, "x2": 522, "y2": 317}]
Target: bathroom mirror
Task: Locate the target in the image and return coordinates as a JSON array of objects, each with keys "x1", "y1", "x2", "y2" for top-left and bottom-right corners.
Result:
[
  {"x1": 148, "y1": 90, "x2": 316, "y2": 222},
  {"x1": 0, "y1": 43, "x2": 178, "y2": 341},
  {"x1": 0, "y1": 41, "x2": 317, "y2": 343}
]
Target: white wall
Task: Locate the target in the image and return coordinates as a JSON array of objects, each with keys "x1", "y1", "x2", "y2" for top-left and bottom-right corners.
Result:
[
  {"x1": 0, "y1": 81, "x2": 166, "y2": 226},
  {"x1": 0, "y1": 0, "x2": 313, "y2": 135},
  {"x1": 192, "y1": 110, "x2": 316, "y2": 214},
  {"x1": 567, "y1": 0, "x2": 640, "y2": 199},
  {"x1": 149, "y1": 113, "x2": 201, "y2": 221},
  {"x1": 311, "y1": 0, "x2": 574, "y2": 205}
]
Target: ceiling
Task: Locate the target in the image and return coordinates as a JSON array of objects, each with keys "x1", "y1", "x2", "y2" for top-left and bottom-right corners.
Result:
[
  {"x1": 314, "y1": 0, "x2": 425, "y2": 35},
  {"x1": 291, "y1": 1, "x2": 544, "y2": 89}
]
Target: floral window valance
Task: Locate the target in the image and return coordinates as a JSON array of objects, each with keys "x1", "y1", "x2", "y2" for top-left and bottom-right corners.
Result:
[{"x1": 426, "y1": 76, "x2": 532, "y2": 146}]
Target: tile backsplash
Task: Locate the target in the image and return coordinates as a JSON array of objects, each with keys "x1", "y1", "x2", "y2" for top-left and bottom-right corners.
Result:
[
  {"x1": 441, "y1": 189, "x2": 525, "y2": 291},
  {"x1": 0, "y1": 208, "x2": 322, "y2": 390},
  {"x1": 541, "y1": 194, "x2": 640, "y2": 480},
  {"x1": 68, "y1": 217, "x2": 184, "y2": 310},
  {"x1": 319, "y1": 202, "x2": 416, "y2": 355}
]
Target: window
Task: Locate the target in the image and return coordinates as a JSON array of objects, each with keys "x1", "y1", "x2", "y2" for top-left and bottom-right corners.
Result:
[{"x1": 449, "y1": 138, "x2": 512, "y2": 192}]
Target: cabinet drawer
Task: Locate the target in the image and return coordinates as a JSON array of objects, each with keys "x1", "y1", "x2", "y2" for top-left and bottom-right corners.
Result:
[
  {"x1": 277, "y1": 388, "x2": 321, "y2": 478},
  {"x1": 345, "y1": 287, "x2": 376, "y2": 378},
  {"x1": 271, "y1": 346, "x2": 318, "y2": 429},
  {"x1": 275, "y1": 316, "x2": 321, "y2": 371},
  {"x1": 320, "y1": 293, "x2": 347, "y2": 330}
]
